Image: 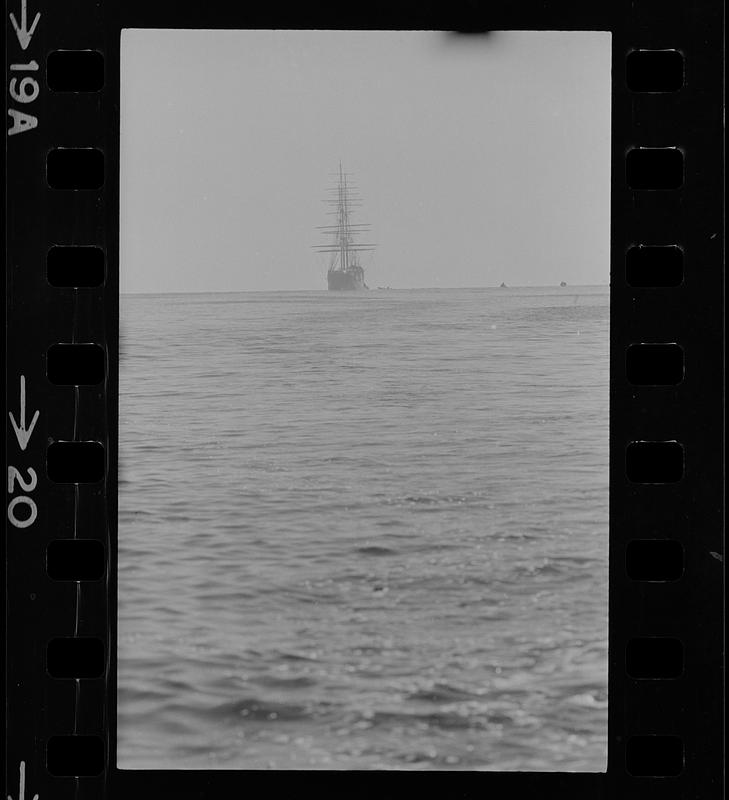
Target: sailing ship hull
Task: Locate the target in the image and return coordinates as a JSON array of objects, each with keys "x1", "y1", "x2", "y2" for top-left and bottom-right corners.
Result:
[{"x1": 327, "y1": 266, "x2": 368, "y2": 291}]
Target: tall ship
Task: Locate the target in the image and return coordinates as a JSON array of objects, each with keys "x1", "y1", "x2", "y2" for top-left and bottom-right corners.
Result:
[{"x1": 314, "y1": 163, "x2": 374, "y2": 290}]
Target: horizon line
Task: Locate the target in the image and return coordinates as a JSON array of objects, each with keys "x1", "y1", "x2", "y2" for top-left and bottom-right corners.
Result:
[{"x1": 121, "y1": 283, "x2": 609, "y2": 296}]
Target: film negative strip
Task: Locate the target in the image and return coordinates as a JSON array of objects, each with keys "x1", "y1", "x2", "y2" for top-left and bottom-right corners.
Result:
[{"x1": 5, "y1": 1, "x2": 723, "y2": 798}]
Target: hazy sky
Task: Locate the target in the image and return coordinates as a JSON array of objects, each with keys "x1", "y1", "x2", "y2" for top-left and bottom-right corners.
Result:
[{"x1": 120, "y1": 29, "x2": 610, "y2": 293}]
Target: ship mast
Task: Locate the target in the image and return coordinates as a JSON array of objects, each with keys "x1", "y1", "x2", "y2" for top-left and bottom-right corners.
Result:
[
  {"x1": 340, "y1": 162, "x2": 347, "y2": 271},
  {"x1": 313, "y1": 163, "x2": 376, "y2": 270}
]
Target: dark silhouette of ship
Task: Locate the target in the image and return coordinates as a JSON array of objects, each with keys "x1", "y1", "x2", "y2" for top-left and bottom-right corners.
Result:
[{"x1": 313, "y1": 163, "x2": 374, "y2": 290}]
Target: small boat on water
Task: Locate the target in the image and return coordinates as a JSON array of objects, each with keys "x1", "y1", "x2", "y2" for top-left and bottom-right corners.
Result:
[
  {"x1": 500, "y1": 282, "x2": 508, "y2": 288},
  {"x1": 313, "y1": 163, "x2": 375, "y2": 291},
  {"x1": 560, "y1": 281, "x2": 568, "y2": 287}
]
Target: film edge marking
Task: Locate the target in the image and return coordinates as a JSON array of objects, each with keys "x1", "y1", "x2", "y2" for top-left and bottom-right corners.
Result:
[
  {"x1": 7, "y1": 0, "x2": 41, "y2": 136},
  {"x1": 7, "y1": 375, "x2": 40, "y2": 529},
  {"x1": 7, "y1": 760, "x2": 39, "y2": 800}
]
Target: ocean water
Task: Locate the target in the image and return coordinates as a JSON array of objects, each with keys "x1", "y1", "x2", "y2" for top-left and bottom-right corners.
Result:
[{"x1": 118, "y1": 286, "x2": 609, "y2": 771}]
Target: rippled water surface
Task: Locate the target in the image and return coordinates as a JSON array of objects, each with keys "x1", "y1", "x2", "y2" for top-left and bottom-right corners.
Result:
[{"x1": 118, "y1": 286, "x2": 609, "y2": 770}]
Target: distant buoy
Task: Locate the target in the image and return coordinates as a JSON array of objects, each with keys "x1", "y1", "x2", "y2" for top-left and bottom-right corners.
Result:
[{"x1": 560, "y1": 281, "x2": 567, "y2": 287}]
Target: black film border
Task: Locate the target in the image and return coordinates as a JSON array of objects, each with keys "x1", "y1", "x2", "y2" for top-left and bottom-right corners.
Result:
[{"x1": 4, "y1": 2, "x2": 724, "y2": 799}]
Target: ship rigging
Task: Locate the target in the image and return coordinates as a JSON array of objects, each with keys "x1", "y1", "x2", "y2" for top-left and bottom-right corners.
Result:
[{"x1": 313, "y1": 163, "x2": 375, "y2": 290}]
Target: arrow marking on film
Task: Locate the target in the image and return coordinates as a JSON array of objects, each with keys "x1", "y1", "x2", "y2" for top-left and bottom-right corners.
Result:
[
  {"x1": 7, "y1": 761, "x2": 39, "y2": 800},
  {"x1": 9, "y1": 0, "x2": 41, "y2": 50},
  {"x1": 9, "y1": 376, "x2": 39, "y2": 451}
]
